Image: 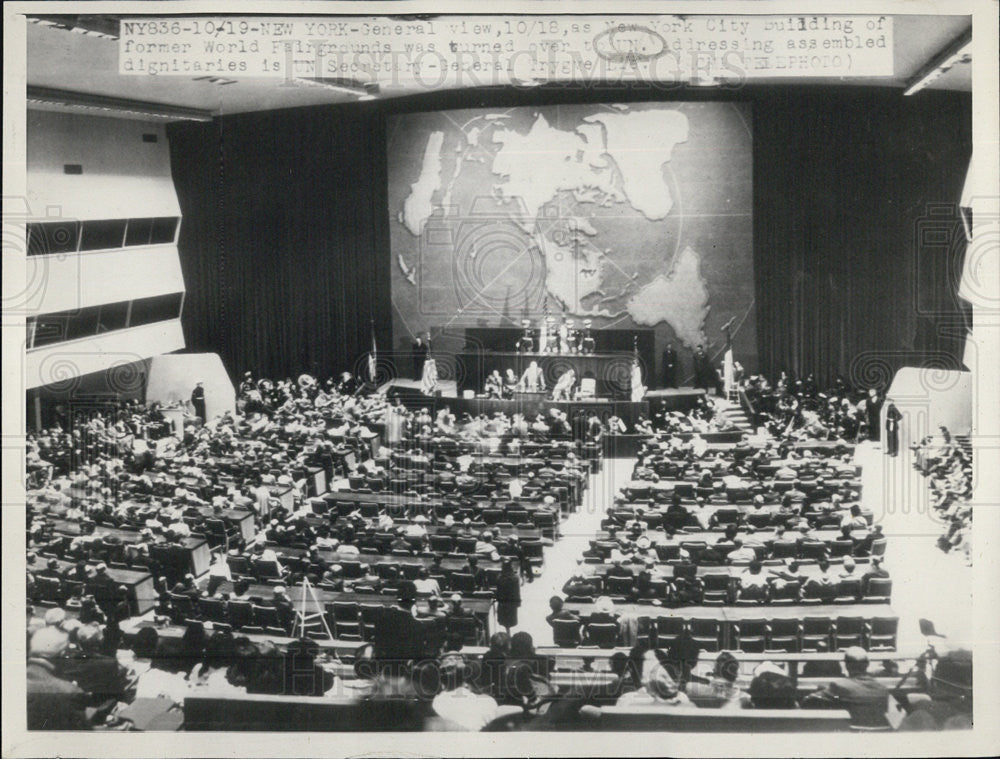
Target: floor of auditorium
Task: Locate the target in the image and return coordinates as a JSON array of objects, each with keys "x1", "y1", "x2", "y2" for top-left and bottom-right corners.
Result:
[{"x1": 515, "y1": 441, "x2": 973, "y2": 653}]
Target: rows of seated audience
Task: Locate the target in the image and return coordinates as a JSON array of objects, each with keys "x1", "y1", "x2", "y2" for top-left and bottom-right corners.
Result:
[
  {"x1": 26, "y1": 585, "x2": 972, "y2": 732},
  {"x1": 520, "y1": 376, "x2": 972, "y2": 731},
  {"x1": 23, "y1": 368, "x2": 973, "y2": 732},
  {"x1": 737, "y1": 371, "x2": 890, "y2": 443},
  {"x1": 912, "y1": 426, "x2": 974, "y2": 565}
]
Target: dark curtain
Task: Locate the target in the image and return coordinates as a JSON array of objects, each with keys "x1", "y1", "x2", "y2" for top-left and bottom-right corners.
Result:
[
  {"x1": 753, "y1": 88, "x2": 971, "y2": 387},
  {"x1": 167, "y1": 103, "x2": 390, "y2": 383},
  {"x1": 167, "y1": 85, "x2": 969, "y2": 388}
]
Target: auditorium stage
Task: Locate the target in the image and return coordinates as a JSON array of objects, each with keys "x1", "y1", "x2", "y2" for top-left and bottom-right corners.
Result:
[
  {"x1": 379, "y1": 381, "x2": 706, "y2": 427},
  {"x1": 457, "y1": 351, "x2": 637, "y2": 400},
  {"x1": 382, "y1": 380, "x2": 705, "y2": 408}
]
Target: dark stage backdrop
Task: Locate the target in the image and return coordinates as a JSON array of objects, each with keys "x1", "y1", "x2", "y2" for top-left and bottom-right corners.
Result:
[
  {"x1": 168, "y1": 105, "x2": 390, "y2": 384},
  {"x1": 753, "y1": 88, "x2": 971, "y2": 388},
  {"x1": 168, "y1": 86, "x2": 968, "y2": 389}
]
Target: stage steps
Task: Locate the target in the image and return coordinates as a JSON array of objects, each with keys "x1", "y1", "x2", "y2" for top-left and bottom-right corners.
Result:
[{"x1": 715, "y1": 398, "x2": 753, "y2": 433}]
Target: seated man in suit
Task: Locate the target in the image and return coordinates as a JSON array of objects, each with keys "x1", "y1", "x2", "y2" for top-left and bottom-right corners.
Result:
[
  {"x1": 563, "y1": 563, "x2": 600, "y2": 599},
  {"x1": 860, "y1": 557, "x2": 890, "y2": 595},
  {"x1": 55, "y1": 623, "x2": 133, "y2": 708},
  {"x1": 373, "y1": 581, "x2": 429, "y2": 676},
  {"x1": 267, "y1": 584, "x2": 296, "y2": 630},
  {"x1": 802, "y1": 647, "x2": 890, "y2": 728},
  {"x1": 27, "y1": 626, "x2": 91, "y2": 730}
]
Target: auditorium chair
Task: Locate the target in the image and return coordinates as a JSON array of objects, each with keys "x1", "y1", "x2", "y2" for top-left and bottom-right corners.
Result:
[
  {"x1": 227, "y1": 600, "x2": 253, "y2": 629},
  {"x1": 770, "y1": 581, "x2": 801, "y2": 605},
  {"x1": 449, "y1": 573, "x2": 476, "y2": 594},
  {"x1": 675, "y1": 484, "x2": 698, "y2": 500},
  {"x1": 828, "y1": 539, "x2": 854, "y2": 558},
  {"x1": 448, "y1": 616, "x2": 482, "y2": 646},
  {"x1": 551, "y1": 618, "x2": 582, "y2": 648},
  {"x1": 359, "y1": 604, "x2": 381, "y2": 641},
  {"x1": 800, "y1": 582, "x2": 827, "y2": 605},
  {"x1": 655, "y1": 544, "x2": 681, "y2": 562},
  {"x1": 746, "y1": 512, "x2": 773, "y2": 529},
  {"x1": 168, "y1": 593, "x2": 196, "y2": 622},
  {"x1": 328, "y1": 601, "x2": 361, "y2": 638},
  {"x1": 700, "y1": 573, "x2": 732, "y2": 605},
  {"x1": 770, "y1": 540, "x2": 798, "y2": 560},
  {"x1": 689, "y1": 618, "x2": 721, "y2": 652},
  {"x1": 639, "y1": 513, "x2": 662, "y2": 531},
  {"x1": 198, "y1": 597, "x2": 228, "y2": 623},
  {"x1": 834, "y1": 579, "x2": 863, "y2": 603},
  {"x1": 506, "y1": 508, "x2": 530, "y2": 524},
  {"x1": 63, "y1": 579, "x2": 84, "y2": 600},
  {"x1": 672, "y1": 563, "x2": 698, "y2": 582},
  {"x1": 386, "y1": 502, "x2": 407, "y2": 520},
  {"x1": 585, "y1": 622, "x2": 620, "y2": 649},
  {"x1": 735, "y1": 618, "x2": 769, "y2": 653},
  {"x1": 834, "y1": 616, "x2": 866, "y2": 649},
  {"x1": 428, "y1": 534, "x2": 453, "y2": 553},
  {"x1": 532, "y1": 512, "x2": 558, "y2": 540},
  {"x1": 815, "y1": 514, "x2": 842, "y2": 530},
  {"x1": 481, "y1": 508, "x2": 504, "y2": 525},
  {"x1": 655, "y1": 617, "x2": 686, "y2": 647},
  {"x1": 767, "y1": 618, "x2": 801, "y2": 652},
  {"x1": 712, "y1": 508, "x2": 740, "y2": 526},
  {"x1": 492, "y1": 521, "x2": 514, "y2": 538},
  {"x1": 33, "y1": 575, "x2": 63, "y2": 604},
  {"x1": 252, "y1": 604, "x2": 283, "y2": 631},
  {"x1": 605, "y1": 575, "x2": 635, "y2": 597},
  {"x1": 870, "y1": 538, "x2": 888, "y2": 557},
  {"x1": 798, "y1": 542, "x2": 828, "y2": 561},
  {"x1": 339, "y1": 560, "x2": 365, "y2": 579},
  {"x1": 679, "y1": 541, "x2": 708, "y2": 563},
  {"x1": 627, "y1": 484, "x2": 651, "y2": 500},
  {"x1": 252, "y1": 557, "x2": 283, "y2": 580},
  {"x1": 455, "y1": 536, "x2": 477, "y2": 554},
  {"x1": 801, "y1": 617, "x2": 833, "y2": 651},
  {"x1": 863, "y1": 578, "x2": 892, "y2": 604},
  {"x1": 205, "y1": 518, "x2": 239, "y2": 550},
  {"x1": 865, "y1": 617, "x2": 898, "y2": 650},
  {"x1": 520, "y1": 539, "x2": 545, "y2": 566},
  {"x1": 374, "y1": 562, "x2": 400, "y2": 580}
]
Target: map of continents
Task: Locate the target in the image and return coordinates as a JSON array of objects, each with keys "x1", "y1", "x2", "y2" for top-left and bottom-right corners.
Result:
[{"x1": 395, "y1": 104, "x2": 716, "y2": 348}]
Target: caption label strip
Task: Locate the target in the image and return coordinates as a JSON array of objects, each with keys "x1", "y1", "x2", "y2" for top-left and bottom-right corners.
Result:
[{"x1": 119, "y1": 15, "x2": 893, "y2": 86}]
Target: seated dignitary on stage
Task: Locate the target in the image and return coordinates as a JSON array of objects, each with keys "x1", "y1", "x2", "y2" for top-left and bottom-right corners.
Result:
[
  {"x1": 551, "y1": 368, "x2": 576, "y2": 401},
  {"x1": 484, "y1": 370, "x2": 504, "y2": 399},
  {"x1": 518, "y1": 360, "x2": 546, "y2": 392}
]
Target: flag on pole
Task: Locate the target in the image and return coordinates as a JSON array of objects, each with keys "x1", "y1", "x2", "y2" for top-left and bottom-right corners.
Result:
[
  {"x1": 367, "y1": 328, "x2": 377, "y2": 385},
  {"x1": 723, "y1": 347, "x2": 735, "y2": 395}
]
